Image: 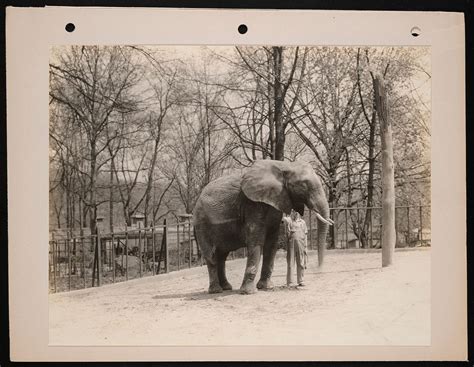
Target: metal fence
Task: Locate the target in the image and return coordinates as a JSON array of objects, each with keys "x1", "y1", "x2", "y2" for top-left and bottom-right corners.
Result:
[
  {"x1": 305, "y1": 205, "x2": 431, "y2": 250},
  {"x1": 49, "y1": 205, "x2": 430, "y2": 293},
  {"x1": 49, "y1": 218, "x2": 205, "y2": 293}
]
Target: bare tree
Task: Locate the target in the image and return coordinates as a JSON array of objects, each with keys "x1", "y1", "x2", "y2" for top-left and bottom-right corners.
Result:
[
  {"x1": 50, "y1": 46, "x2": 142, "y2": 234},
  {"x1": 212, "y1": 46, "x2": 307, "y2": 163}
]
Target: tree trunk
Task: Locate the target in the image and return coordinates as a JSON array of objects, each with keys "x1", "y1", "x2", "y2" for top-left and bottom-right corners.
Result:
[
  {"x1": 374, "y1": 75, "x2": 395, "y2": 267},
  {"x1": 144, "y1": 137, "x2": 160, "y2": 227},
  {"x1": 89, "y1": 139, "x2": 98, "y2": 236},
  {"x1": 272, "y1": 47, "x2": 285, "y2": 161},
  {"x1": 361, "y1": 109, "x2": 377, "y2": 248}
]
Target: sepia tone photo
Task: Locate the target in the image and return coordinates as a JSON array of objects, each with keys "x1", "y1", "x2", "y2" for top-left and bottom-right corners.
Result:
[{"x1": 48, "y1": 45, "x2": 431, "y2": 346}]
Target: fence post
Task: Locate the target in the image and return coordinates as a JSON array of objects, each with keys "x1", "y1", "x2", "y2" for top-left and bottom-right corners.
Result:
[
  {"x1": 370, "y1": 209, "x2": 373, "y2": 248},
  {"x1": 68, "y1": 238, "x2": 72, "y2": 291},
  {"x1": 177, "y1": 221, "x2": 180, "y2": 271},
  {"x1": 125, "y1": 224, "x2": 129, "y2": 281},
  {"x1": 419, "y1": 205, "x2": 423, "y2": 242},
  {"x1": 394, "y1": 207, "x2": 398, "y2": 246},
  {"x1": 138, "y1": 222, "x2": 142, "y2": 278},
  {"x1": 345, "y1": 209, "x2": 349, "y2": 249},
  {"x1": 97, "y1": 227, "x2": 102, "y2": 287},
  {"x1": 111, "y1": 227, "x2": 115, "y2": 284},
  {"x1": 356, "y1": 208, "x2": 360, "y2": 248},
  {"x1": 152, "y1": 223, "x2": 156, "y2": 275},
  {"x1": 332, "y1": 209, "x2": 339, "y2": 249},
  {"x1": 407, "y1": 207, "x2": 411, "y2": 245},
  {"x1": 52, "y1": 240, "x2": 57, "y2": 293},
  {"x1": 57, "y1": 240, "x2": 61, "y2": 278},
  {"x1": 82, "y1": 237, "x2": 86, "y2": 289},
  {"x1": 165, "y1": 218, "x2": 169, "y2": 273},
  {"x1": 188, "y1": 220, "x2": 192, "y2": 268}
]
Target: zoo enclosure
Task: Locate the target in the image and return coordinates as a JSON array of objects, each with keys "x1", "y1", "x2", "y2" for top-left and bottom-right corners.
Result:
[
  {"x1": 49, "y1": 205, "x2": 430, "y2": 293},
  {"x1": 305, "y1": 204, "x2": 431, "y2": 250}
]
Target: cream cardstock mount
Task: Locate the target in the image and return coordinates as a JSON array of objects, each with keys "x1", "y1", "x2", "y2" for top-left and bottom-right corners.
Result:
[{"x1": 6, "y1": 7, "x2": 466, "y2": 361}]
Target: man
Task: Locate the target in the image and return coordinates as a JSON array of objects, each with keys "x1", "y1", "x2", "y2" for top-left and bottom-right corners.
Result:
[{"x1": 287, "y1": 210, "x2": 308, "y2": 287}]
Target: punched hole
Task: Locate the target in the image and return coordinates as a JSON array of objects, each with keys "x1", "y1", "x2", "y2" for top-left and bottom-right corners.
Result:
[
  {"x1": 65, "y1": 23, "x2": 75, "y2": 33},
  {"x1": 411, "y1": 26, "x2": 421, "y2": 37},
  {"x1": 238, "y1": 24, "x2": 248, "y2": 35}
]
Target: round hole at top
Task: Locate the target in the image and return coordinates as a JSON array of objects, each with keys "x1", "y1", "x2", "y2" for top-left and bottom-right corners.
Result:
[
  {"x1": 65, "y1": 23, "x2": 76, "y2": 33},
  {"x1": 411, "y1": 26, "x2": 421, "y2": 37},
  {"x1": 238, "y1": 24, "x2": 248, "y2": 35}
]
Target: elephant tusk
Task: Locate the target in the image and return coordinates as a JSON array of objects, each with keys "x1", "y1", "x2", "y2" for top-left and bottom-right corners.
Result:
[{"x1": 315, "y1": 213, "x2": 334, "y2": 225}]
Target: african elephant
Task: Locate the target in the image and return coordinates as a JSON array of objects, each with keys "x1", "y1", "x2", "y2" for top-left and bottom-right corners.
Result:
[{"x1": 193, "y1": 160, "x2": 333, "y2": 294}]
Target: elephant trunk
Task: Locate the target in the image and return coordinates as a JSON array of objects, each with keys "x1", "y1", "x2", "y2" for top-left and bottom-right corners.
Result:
[{"x1": 314, "y1": 200, "x2": 330, "y2": 267}]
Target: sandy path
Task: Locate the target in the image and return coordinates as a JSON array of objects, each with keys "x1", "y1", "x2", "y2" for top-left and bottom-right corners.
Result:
[{"x1": 49, "y1": 248, "x2": 430, "y2": 346}]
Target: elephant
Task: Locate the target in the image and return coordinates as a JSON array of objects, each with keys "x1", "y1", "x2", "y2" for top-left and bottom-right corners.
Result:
[{"x1": 192, "y1": 160, "x2": 333, "y2": 294}]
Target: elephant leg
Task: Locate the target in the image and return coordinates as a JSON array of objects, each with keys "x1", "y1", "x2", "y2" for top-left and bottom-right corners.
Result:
[
  {"x1": 257, "y1": 230, "x2": 279, "y2": 290},
  {"x1": 287, "y1": 239, "x2": 296, "y2": 286},
  {"x1": 240, "y1": 245, "x2": 262, "y2": 294},
  {"x1": 216, "y1": 250, "x2": 232, "y2": 290},
  {"x1": 205, "y1": 253, "x2": 223, "y2": 294}
]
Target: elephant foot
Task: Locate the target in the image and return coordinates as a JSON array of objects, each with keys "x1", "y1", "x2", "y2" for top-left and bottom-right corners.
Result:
[
  {"x1": 208, "y1": 284, "x2": 223, "y2": 294},
  {"x1": 220, "y1": 281, "x2": 233, "y2": 291},
  {"x1": 257, "y1": 278, "x2": 274, "y2": 290},
  {"x1": 239, "y1": 282, "x2": 257, "y2": 295}
]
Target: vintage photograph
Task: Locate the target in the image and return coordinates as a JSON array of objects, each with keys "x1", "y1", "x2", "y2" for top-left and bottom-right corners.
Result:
[{"x1": 48, "y1": 45, "x2": 431, "y2": 346}]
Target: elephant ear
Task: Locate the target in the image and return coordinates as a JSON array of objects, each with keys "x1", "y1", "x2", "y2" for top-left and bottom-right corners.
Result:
[{"x1": 241, "y1": 160, "x2": 293, "y2": 214}]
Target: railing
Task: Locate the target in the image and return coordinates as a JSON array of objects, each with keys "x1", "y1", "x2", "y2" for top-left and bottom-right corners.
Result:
[
  {"x1": 49, "y1": 218, "x2": 205, "y2": 293},
  {"x1": 305, "y1": 205, "x2": 431, "y2": 250},
  {"x1": 49, "y1": 204, "x2": 430, "y2": 293}
]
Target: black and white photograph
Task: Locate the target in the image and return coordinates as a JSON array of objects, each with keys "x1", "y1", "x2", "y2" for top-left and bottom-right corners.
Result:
[{"x1": 47, "y1": 44, "x2": 432, "y2": 346}]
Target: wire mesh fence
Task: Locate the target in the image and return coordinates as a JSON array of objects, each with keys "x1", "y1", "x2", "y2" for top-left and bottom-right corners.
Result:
[
  {"x1": 49, "y1": 205, "x2": 430, "y2": 293},
  {"x1": 49, "y1": 219, "x2": 203, "y2": 293},
  {"x1": 305, "y1": 205, "x2": 431, "y2": 250}
]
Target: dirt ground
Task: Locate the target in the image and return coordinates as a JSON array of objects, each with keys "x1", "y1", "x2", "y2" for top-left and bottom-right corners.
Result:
[{"x1": 49, "y1": 248, "x2": 430, "y2": 346}]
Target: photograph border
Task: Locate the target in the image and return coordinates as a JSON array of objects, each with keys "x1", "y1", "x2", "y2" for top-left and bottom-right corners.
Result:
[{"x1": 6, "y1": 6, "x2": 467, "y2": 362}]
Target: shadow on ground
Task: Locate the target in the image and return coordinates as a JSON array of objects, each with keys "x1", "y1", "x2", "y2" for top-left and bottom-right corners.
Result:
[{"x1": 152, "y1": 284, "x2": 305, "y2": 301}]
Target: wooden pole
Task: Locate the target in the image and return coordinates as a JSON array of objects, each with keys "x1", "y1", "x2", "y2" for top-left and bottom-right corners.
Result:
[
  {"x1": 82, "y1": 237, "x2": 86, "y2": 289},
  {"x1": 374, "y1": 74, "x2": 396, "y2": 267},
  {"x1": 164, "y1": 219, "x2": 169, "y2": 273},
  {"x1": 156, "y1": 220, "x2": 166, "y2": 274},
  {"x1": 357, "y1": 208, "x2": 360, "y2": 248},
  {"x1": 111, "y1": 228, "x2": 115, "y2": 284},
  {"x1": 97, "y1": 227, "x2": 102, "y2": 286},
  {"x1": 370, "y1": 209, "x2": 373, "y2": 248},
  {"x1": 125, "y1": 224, "x2": 129, "y2": 281},
  {"x1": 144, "y1": 226, "x2": 148, "y2": 274},
  {"x1": 419, "y1": 205, "x2": 423, "y2": 242},
  {"x1": 407, "y1": 207, "x2": 411, "y2": 245},
  {"x1": 152, "y1": 223, "x2": 156, "y2": 275},
  {"x1": 188, "y1": 221, "x2": 192, "y2": 268},
  {"x1": 177, "y1": 221, "x2": 180, "y2": 270},
  {"x1": 138, "y1": 223, "x2": 142, "y2": 278},
  {"x1": 68, "y1": 239, "x2": 72, "y2": 291},
  {"x1": 345, "y1": 209, "x2": 349, "y2": 249},
  {"x1": 92, "y1": 238, "x2": 97, "y2": 287},
  {"x1": 52, "y1": 241, "x2": 57, "y2": 293}
]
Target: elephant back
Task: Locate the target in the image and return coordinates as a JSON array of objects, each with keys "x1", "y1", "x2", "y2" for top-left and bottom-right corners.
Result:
[{"x1": 193, "y1": 173, "x2": 243, "y2": 226}]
